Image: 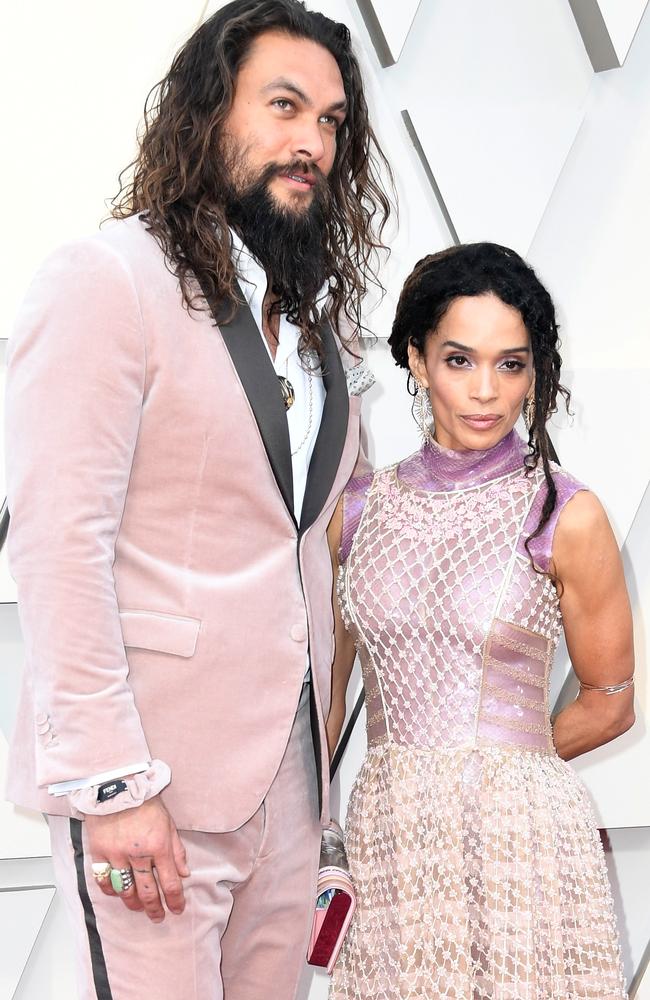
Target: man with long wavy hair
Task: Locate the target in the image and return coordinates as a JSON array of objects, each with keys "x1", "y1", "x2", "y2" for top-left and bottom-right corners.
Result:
[{"x1": 4, "y1": 1, "x2": 391, "y2": 998}]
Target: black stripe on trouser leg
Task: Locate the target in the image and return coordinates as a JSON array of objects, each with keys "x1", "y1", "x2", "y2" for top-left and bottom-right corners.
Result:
[{"x1": 70, "y1": 818, "x2": 114, "y2": 1000}]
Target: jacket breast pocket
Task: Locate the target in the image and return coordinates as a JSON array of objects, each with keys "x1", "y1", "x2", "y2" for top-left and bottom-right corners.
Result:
[{"x1": 118, "y1": 609, "x2": 201, "y2": 658}]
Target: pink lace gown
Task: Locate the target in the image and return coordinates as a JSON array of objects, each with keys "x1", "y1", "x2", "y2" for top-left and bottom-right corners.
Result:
[{"x1": 331, "y1": 431, "x2": 626, "y2": 1000}]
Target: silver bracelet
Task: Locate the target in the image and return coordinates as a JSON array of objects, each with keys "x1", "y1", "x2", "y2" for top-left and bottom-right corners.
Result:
[{"x1": 579, "y1": 676, "x2": 634, "y2": 695}]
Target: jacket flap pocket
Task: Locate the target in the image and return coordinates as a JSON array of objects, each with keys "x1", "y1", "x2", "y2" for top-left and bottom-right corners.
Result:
[{"x1": 119, "y1": 610, "x2": 201, "y2": 658}]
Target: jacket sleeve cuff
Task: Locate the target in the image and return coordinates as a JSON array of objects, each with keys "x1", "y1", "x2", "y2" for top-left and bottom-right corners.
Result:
[
  {"x1": 67, "y1": 759, "x2": 171, "y2": 816},
  {"x1": 48, "y1": 762, "x2": 150, "y2": 796}
]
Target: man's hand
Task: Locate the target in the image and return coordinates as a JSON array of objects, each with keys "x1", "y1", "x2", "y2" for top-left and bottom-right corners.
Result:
[{"x1": 86, "y1": 795, "x2": 190, "y2": 922}]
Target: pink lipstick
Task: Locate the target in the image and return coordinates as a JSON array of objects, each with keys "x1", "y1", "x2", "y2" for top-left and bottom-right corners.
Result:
[{"x1": 460, "y1": 414, "x2": 502, "y2": 431}]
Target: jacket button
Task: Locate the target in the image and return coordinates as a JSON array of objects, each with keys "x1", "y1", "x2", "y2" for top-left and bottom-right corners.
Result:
[
  {"x1": 290, "y1": 624, "x2": 307, "y2": 643},
  {"x1": 36, "y1": 721, "x2": 51, "y2": 734},
  {"x1": 35, "y1": 712, "x2": 48, "y2": 725}
]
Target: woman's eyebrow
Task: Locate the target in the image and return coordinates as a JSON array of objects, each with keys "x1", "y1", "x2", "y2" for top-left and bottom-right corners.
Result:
[{"x1": 441, "y1": 340, "x2": 530, "y2": 354}]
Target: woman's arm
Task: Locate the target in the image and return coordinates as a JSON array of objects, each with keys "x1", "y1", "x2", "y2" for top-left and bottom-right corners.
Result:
[
  {"x1": 550, "y1": 490, "x2": 635, "y2": 760},
  {"x1": 326, "y1": 497, "x2": 358, "y2": 760}
]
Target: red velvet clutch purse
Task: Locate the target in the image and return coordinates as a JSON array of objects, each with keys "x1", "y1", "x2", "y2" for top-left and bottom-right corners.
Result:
[{"x1": 307, "y1": 822, "x2": 356, "y2": 975}]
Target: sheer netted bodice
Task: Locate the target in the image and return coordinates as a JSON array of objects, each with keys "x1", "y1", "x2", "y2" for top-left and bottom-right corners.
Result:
[
  {"x1": 339, "y1": 434, "x2": 563, "y2": 754},
  {"x1": 331, "y1": 433, "x2": 626, "y2": 1000}
]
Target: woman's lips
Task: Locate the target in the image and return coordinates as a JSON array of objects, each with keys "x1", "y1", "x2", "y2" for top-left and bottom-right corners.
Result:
[{"x1": 460, "y1": 414, "x2": 502, "y2": 431}]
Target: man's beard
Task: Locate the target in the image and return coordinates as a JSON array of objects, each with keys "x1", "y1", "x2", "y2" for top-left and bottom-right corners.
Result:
[{"x1": 221, "y1": 147, "x2": 331, "y2": 326}]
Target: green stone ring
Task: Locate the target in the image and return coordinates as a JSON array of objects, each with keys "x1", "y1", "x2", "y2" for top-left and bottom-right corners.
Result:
[{"x1": 110, "y1": 867, "x2": 135, "y2": 893}]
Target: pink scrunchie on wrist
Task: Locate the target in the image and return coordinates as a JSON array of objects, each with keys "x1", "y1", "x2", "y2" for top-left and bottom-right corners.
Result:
[{"x1": 67, "y1": 759, "x2": 171, "y2": 817}]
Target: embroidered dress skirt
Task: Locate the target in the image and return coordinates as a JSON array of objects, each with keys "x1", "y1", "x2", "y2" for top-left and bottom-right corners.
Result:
[{"x1": 330, "y1": 741, "x2": 627, "y2": 1000}]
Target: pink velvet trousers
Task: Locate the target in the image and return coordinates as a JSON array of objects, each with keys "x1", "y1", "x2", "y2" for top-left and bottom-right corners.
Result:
[{"x1": 48, "y1": 683, "x2": 321, "y2": 1000}]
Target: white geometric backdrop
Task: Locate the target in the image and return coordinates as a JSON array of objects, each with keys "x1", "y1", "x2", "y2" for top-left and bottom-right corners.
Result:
[{"x1": 1, "y1": 1, "x2": 649, "y2": 997}]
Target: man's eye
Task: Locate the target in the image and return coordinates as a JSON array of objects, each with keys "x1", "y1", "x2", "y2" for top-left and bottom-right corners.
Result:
[
  {"x1": 320, "y1": 115, "x2": 339, "y2": 128},
  {"x1": 272, "y1": 99, "x2": 293, "y2": 111},
  {"x1": 500, "y1": 359, "x2": 526, "y2": 371}
]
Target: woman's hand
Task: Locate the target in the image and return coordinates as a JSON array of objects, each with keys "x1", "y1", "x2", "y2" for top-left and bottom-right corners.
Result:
[{"x1": 551, "y1": 490, "x2": 635, "y2": 760}]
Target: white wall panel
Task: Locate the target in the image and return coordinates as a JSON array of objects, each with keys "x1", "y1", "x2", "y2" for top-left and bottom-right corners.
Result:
[
  {"x1": 570, "y1": 0, "x2": 650, "y2": 68},
  {"x1": 355, "y1": 0, "x2": 421, "y2": 65},
  {"x1": 599, "y1": 0, "x2": 650, "y2": 60},
  {"x1": 548, "y1": 370, "x2": 650, "y2": 543},
  {"x1": 0, "y1": 601, "x2": 52, "y2": 861},
  {"x1": 528, "y1": 14, "x2": 650, "y2": 373},
  {"x1": 0, "y1": 858, "x2": 77, "y2": 1000},
  {"x1": 0, "y1": 740, "x2": 52, "y2": 860},
  {"x1": 0, "y1": 0, "x2": 211, "y2": 330},
  {"x1": 0, "y1": 885, "x2": 55, "y2": 998},
  {"x1": 385, "y1": 0, "x2": 593, "y2": 252}
]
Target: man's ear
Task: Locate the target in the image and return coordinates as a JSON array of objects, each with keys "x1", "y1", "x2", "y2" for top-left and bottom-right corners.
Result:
[{"x1": 407, "y1": 341, "x2": 428, "y2": 389}]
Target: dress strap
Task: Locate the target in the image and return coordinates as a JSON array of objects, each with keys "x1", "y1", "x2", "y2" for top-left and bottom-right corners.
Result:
[{"x1": 517, "y1": 465, "x2": 588, "y2": 571}]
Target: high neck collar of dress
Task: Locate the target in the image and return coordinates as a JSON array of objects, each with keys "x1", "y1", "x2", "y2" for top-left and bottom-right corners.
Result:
[{"x1": 402, "y1": 429, "x2": 527, "y2": 493}]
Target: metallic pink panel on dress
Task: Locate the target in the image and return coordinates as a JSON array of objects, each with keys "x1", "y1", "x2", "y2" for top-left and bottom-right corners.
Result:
[
  {"x1": 477, "y1": 619, "x2": 552, "y2": 751},
  {"x1": 475, "y1": 719, "x2": 549, "y2": 749}
]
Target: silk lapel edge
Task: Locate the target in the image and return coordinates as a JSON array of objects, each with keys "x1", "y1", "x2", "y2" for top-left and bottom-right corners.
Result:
[
  {"x1": 200, "y1": 279, "x2": 295, "y2": 522},
  {"x1": 299, "y1": 317, "x2": 349, "y2": 535}
]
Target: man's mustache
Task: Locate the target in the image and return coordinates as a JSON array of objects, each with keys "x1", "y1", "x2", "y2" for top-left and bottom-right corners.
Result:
[{"x1": 263, "y1": 159, "x2": 328, "y2": 194}]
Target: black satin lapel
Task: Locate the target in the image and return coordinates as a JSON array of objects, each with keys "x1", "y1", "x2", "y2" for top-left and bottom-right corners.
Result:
[
  {"x1": 299, "y1": 318, "x2": 349, "y2": 535},
  {"x1": 200, "y1": 280, "x2": 294, "y2": 520}
]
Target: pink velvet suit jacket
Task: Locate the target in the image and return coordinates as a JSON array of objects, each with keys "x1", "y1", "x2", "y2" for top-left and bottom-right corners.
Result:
[{"x1": 5, "y1": 215, "x2": 362, "y2": 832}]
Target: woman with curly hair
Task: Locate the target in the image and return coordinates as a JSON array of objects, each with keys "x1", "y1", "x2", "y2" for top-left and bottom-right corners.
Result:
[{"x1": 326, "y1": 243, "x2": 633, "y2": 999}]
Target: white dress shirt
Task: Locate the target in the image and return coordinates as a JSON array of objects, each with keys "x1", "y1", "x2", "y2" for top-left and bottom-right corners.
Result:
[
  {"x1": 50, "y1": 236, "x2": 326, "y2": 795},
  {"x1": 232, "y1": 233, "x2": 326, "y2": 524}
]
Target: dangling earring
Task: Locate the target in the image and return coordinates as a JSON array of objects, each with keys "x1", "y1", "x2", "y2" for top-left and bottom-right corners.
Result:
[
  {"x1": 522, "y1": 394, "x2": 535, "y2": 432},
  {"x1": 413, "y1": 379, "x2": 434, "y2": 443}
]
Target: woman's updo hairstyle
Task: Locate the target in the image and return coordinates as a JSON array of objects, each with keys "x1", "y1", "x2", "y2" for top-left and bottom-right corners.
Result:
[{"x1": 387, "y1": 242, "x2": 571, "y2": 560}]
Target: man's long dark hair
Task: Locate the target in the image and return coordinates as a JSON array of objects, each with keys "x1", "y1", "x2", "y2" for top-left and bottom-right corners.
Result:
[
  {"x1": 388, "y1": 243, "x2": 571, "y2": 562},
  {"x1": 112, "y1": 0, "x2": 393, "y2": 354}
]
